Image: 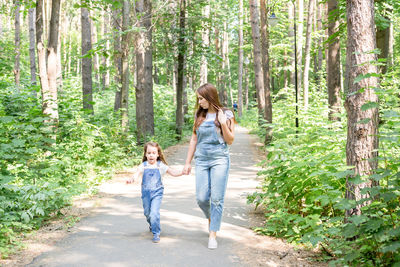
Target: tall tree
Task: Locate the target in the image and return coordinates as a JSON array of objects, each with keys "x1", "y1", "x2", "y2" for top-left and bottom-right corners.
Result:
[
  {"x1": 101, "y1": 10, "x2": 110, "y2": 89},
  {"x1": 375, "y1": 0, "x2": 393, "y2": 74},
  {"x1": 327, "y1": 0, "x2": 342, "y2": 121},
  {"x1": 14, "y1": 0, "x2": 21, "y2": 86},
  {"x1": 296, "y1": 0, "x2": 304, "y2": 98},
  {"x1": 28, "y1": 7, "x2": 37, "y2": 88},
  {"x1": 81, "y1": 3, "x2": 93, "y2": 114},
  {"x1": 344, "y1": 0, "x2": 379, "y2": 218},
  {"x1": 175, "y1": 0, "x2": 186, "y2": 138},
  {"x1": 303, "y1": 0, "x2": 315, "y2": 111},
  {"x1": 199, "y1": 1, "x2": 210, "y2": 85},
  {"x1": 113, "y1": 7, "x2": 122, "y2": 111},
  {"x1": 260, "y1": 0, "x2": 273, "y2": 144},
  {"x1": 136, "y1": 0, "x2": 154, "y2": 142},
  {"x1": 237, "y1": 0, "x2": 244, "y2": 117},
  {"x1": 36, "y1": 0, "x2": 60, "y2": 129},
  {"x1": 121, "y1": 0, "x2": 130, "y2": 132},
  {"x1": 249, "y1": 0, "x2": 265, "y2": 122}
]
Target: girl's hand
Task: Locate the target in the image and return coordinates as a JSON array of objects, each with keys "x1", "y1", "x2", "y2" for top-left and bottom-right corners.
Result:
[
  {"x1": 126, "y1": 178, "x2": 134, "y2": 184},
  {"x1": 183, "y1": 164, "x2": 191, "y2": 175},
  {"x1": 217, "y1": 109, "x2": 227, "y2": 125}
]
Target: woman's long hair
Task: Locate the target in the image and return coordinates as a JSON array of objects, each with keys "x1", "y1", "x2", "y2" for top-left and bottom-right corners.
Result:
[
  {"x1": 142, "y1": 142, "x2": 167, "y2": 165},
  {"x1": 193, "y1": 83, "x2": 234, "y2": 133}
]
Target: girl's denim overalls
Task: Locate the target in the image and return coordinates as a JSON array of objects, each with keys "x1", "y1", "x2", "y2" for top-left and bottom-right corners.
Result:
[
  {"x1": 141, "y1": 161, "x2": 164, "y2": 235},
  {"x1": 194, "y1": 119, "x2": 230, "y2": 232}
]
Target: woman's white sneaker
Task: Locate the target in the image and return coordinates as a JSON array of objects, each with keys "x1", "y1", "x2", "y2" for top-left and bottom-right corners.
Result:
[{"x1": 208, "y1": 237, "x2": 218, "y2": 249}]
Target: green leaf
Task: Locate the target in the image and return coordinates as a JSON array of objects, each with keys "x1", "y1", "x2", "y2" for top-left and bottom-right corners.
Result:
[
  {"x1": 381, "y1": 241, "x2": 400, "y2": 253},
  {"x1": 357, "y1": 118, "x2": 371, "y2": 124},
  {"x1": 361, "y1": 102, "x2": 379, "y2": 111},
  {"x1": 21, "y1": 211, "x2": 30, "y2": 223},
  {"x1": 354, "y1": 73, "x2": 380, "y2": 84},
  {"x1": 343, "y1": 223, "x2": 358, "y2": 238},
  {"x1": 349, "y1": 215, "x2": 368, "y2": 226}
]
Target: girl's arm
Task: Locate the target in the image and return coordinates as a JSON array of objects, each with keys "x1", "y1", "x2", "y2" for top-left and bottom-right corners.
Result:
[
  {"x1": 218, "y1": 110, "x2": 235, "y2": 145},
  {"x1": 126, "y1": 167, "x2": 143, "y2": 184},
  {"x1": 166, "y1": 167, "x2": 184, "y2": 177},
  {"x1": 183, "y1": 133, "x2": 197, "y2": 175}
]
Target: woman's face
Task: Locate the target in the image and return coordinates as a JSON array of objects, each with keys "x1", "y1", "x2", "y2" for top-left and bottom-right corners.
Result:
[{"x1": 197, "y1": 93, "x2": 210, "y2": 110}]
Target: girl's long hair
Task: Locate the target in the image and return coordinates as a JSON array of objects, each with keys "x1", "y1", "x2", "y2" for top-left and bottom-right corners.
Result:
[
  {"x1": 193, "y1": 83, "x2": 234, "y2": 133},
  {"x1": 142, "y1": 142, "x2": 167, "y2": 165}
]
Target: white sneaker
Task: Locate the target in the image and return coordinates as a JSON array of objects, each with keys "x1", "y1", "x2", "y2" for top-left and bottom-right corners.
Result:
[{"x1": 208, "y1": 237, "x2": 218, "y2": 249}]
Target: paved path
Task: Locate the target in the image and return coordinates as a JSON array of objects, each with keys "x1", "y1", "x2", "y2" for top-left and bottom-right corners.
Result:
[{"x1": 27, "y1": 126, "x2": 321, "y2": 267}]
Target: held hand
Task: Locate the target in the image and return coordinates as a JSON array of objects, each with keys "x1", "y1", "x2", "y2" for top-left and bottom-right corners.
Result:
[
  {"x1": 126, "y1": 178, "x2": 134, "y2": 184},
  {"x1": 217, "y1": 109, "x2": 227, "y2": 125},
  {"x1": 183, "y1": 164, "x2": 192, "y2": 175}
]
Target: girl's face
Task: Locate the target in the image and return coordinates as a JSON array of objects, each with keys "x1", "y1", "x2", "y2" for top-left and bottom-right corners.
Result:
[
  {"x1": 145, "y1": 145, "x2": 159, "y2": 164},
  {"x1": 197, "y1": 93, "x2": 210, "y2": 110}
]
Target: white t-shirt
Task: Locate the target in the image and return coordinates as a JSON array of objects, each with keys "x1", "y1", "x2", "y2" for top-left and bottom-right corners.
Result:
[
  {"x1": 204, "y1": 110, "x2": 234, "y2": 143},
  {"x1": 137, "y1": 161, "x2": 169, "y2": 176},
  {"x1": 204, "y1": 110, "x2": 234, "y2": 122}
]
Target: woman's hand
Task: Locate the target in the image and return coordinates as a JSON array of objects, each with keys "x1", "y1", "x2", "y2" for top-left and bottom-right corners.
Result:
[
  {"x1": 217, "y1": 109, "x2": 227, "y2": 125},
  {"x1": 183, "y1": 163, "x2": 192, "y2": 175}
]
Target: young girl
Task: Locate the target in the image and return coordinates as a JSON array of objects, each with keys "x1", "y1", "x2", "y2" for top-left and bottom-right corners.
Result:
[{"x1": 127, "y1": 142, "x2": 183, "y2": 243}]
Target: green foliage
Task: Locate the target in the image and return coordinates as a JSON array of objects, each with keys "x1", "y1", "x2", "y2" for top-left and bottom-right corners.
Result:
[{"x1": 247, "y1": 69, "x2": 400, "y2": 265}]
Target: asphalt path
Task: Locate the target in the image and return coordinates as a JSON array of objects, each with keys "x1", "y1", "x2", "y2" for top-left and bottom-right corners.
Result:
[{"x1": 27, "y1": 126, "x2": 322, "y2": 267}]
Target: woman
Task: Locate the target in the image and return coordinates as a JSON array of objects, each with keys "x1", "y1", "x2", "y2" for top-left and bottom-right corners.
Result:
[{"x1": 183, "y1": 83, "x2": 235, "y2": 249}]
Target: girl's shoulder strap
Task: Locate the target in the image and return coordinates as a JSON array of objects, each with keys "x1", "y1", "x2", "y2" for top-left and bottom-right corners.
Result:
[{"x1": 143, "y1": 161, "x2": 148, "y2": 167}]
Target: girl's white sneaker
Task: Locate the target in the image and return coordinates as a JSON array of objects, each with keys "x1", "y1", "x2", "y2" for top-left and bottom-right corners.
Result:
[{"x1": 208, "y1": 237, "x2": 218, "y2": 249}]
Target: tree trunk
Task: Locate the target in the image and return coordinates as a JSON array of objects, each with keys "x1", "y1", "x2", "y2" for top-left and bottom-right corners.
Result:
[
  {"x1": 249, "y1": 0, "x2": 265, "y2": 123},
  {"x1": 237, "y1": 0, "x2": 244, "y2": 117},
  {"x1": 345, "y1": 0, "x2": 379, "y2": 218},
  {"x1": 175, "y1": 0, "x2": 186, "y2": 138},
  {"x1": 36, "y1": 0, "x2": 60, "y2": 129},
  {"x1": 260, "y1": 0, "x2": 272, "y2": 143},
  {"x1": 199, "y1": 1, "x2": 210, "y2": 85},
  {"x1": 81, "y1": 5, "x2": 94, "y2": 114},
  {"x1": 136, "y1": 0, "x2": 154, "y2": 142},
  {"x1": 296, "y1": 0, "x2": 304, "y2": 103},
  {"x1": 303, "y1": 0, "x2": 314, "y2": 111},
  {"x1": 244, "y1": 64, "x2": 249, "y2": 110},
  {"x1": 221, "y1": 18, "x2": 229, "y2": 106},
  {"x1": 91, "y1": 14, "x2": 99, "y2": 83},
  {"x1": 14, "y1": 0, "x2": 21, "y2": 87},
  {"x1": 288, "y1": 3, "x2": 295, "y2": 85},
  {"x1": 375, "y1": 1, "x2": 392, "y2": 74},
  {"x1": 327, "y1": 0, "x2": 341, "y2": 121},
  {"x1": 121, "y1": 0, "x2": 130, "y2": 132},
  {"x1": 29, "y1": 8, "x2": 37, "y2": 88},
  {"x1": 101, "y1": 10, "x2": 110, "y2": 89},
  {"x1": 113, "y1": 7, "x2": 122, "y2": 111}
]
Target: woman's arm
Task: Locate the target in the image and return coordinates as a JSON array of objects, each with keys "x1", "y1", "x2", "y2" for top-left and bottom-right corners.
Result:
[
  {"x1": 183, "y1": 133, "x2": 197, "y2": 174},
  {"x1": 218, "y1": 110, "x2": 235, "y2": 145}
]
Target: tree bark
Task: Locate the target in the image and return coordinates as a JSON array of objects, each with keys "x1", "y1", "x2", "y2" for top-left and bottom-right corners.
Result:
[
  {"x1": 327, "y1": 0, "x2": 341, "y2": 121},
  {"x1": 136, "y1": 0, "x2": 154, "y2": 142},
  {"x1": 303, "y1": 0, "x2": 314, "y2": 111},
  {"x1": 36, "y1": 0, "x2": 60, "y2": 130},
  {"x1": 345, "y1": 0, "x2": 379, "y2": 218},
  {"x1": 101, "y1": 10, "x2": 110, "y2": 89},
  {"x1": 200, "y1": 1, "x2": 210, "y2": 85},
  {"x1": 237, "y1": 0, "x2": 244, "y2": 117},
  {"x1": 113, "y1": 7, "x2": 122, "y2": 111},
  {"x1": 121, "y1": 0, "x2": 130, "y2": 132},
  {"x1": 249, "y1": 0, "x2": 265, "y2": 123},
  {"x1": 29, "y1": 8, "x2": 37, "y2": 88},
  {"x1": 81, "y1": 4, "x2": 93, "y2": 114},
  {"x1": 296, "y1": 0, "x2": 304, "y2": 99},
  {"x1": 14, "y1": 0, "x2": 21, "y2": 87},
  {"x1": 175, "y1": 0, "x2": 186, "y2": 138},
  {"x1": 260, "y1": 0, "x2": 272, "y2": 143}
]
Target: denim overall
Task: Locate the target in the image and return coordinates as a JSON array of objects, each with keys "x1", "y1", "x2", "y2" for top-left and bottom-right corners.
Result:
[
  {"x1": 141, "y1": 161, "x2": 164, "y2": 236},
  {"x1": 194, "y1": 119, "x2": 230, "y2": 232}
]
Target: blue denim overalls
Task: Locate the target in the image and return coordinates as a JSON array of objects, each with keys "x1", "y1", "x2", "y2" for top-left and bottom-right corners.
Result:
[
  {"x1": 141, "y1": 161, "x2": 164, "y2": 236},
  {"x1": 194, "y1": 119, "x2": 230, "y2": 232}
]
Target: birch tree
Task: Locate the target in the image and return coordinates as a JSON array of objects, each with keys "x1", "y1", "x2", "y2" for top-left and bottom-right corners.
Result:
[{"x1": 81, "y1": 3, "x2": 93, "y2": 114}]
